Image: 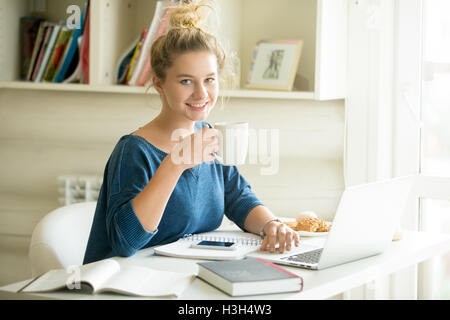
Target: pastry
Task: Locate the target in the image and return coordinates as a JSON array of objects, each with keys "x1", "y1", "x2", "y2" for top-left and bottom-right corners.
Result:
[
  {"x1": 296, "y1": 217, "x2": 321, "y2": 232},
  {"x1": 316, "y1": 220, "x2": 332, "y2": 232},
  {"x1": 284, "y1": 221, "x2": 298, "y2": 229},
  {"x1": 284, "y1": 216, "x2": 332, "y2": 232}
]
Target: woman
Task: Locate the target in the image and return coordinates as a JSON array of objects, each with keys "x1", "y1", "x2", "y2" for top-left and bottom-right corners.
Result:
[{"x1": 83, "y1": 0, "x2": 299, "y2": 264}]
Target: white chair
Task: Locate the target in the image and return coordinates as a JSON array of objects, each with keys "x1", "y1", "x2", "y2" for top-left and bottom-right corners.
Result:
[{"x1": 29, "y1": 201, "x2": 97, "y2": 277}]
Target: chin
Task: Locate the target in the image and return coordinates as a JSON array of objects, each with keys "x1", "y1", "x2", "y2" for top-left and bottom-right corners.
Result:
[
  {"x1": 186, "y1": 108, "x2": 212, "y2": 122},
  {"x1": 189, "y1": 113, "x2": 209, "y2": 122}
]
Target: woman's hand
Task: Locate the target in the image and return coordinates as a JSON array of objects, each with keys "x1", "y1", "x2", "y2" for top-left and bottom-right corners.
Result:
[
  {"x1": 169, "y1": 126, "x2": 219, "y2": 171},
  {"x1": 260, "y1": 221, "x2": 300, "y2": 254}
]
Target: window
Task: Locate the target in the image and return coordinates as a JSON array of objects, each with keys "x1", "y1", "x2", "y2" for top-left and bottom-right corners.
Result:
[{"x1": 420, "y1": 0, "x2": 450, "y2": 299}]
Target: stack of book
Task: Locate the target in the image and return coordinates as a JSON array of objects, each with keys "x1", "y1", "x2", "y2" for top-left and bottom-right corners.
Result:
[
  {"x1": 116, "y1": 0, "x2": 174, "y2": 86},
  {"x1": 19, "y1": 1, "x2": 90, "y2": 84}
]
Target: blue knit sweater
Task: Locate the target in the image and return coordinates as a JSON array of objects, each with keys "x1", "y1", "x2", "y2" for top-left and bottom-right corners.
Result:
[{"x1": 83, "y1": 122, "x2": 263, "y2": 264}]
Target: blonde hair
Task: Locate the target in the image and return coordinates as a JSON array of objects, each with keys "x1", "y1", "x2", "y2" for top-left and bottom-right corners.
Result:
[{"x1": 149, "y1": 0, "x2": 226, "y2": 86}]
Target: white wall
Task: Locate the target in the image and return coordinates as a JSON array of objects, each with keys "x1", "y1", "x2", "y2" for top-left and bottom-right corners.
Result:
[{"x1": 0, "y1": 88, "x2": 344, "y2": 285}]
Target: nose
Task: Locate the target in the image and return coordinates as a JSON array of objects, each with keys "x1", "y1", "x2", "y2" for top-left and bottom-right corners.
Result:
[{"x1": 192, "y1": 82, "x2": 208, "y2": 100}]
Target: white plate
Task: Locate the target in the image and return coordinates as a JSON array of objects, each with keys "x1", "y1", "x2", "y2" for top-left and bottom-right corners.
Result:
[{"x1": 297, "y1": 231, "x2": 328, "y2": 237}]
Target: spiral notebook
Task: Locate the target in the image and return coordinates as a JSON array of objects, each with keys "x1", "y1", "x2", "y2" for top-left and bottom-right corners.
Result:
[{"x1": 153, "y1": 231, "x2": 263, "y2": 260}]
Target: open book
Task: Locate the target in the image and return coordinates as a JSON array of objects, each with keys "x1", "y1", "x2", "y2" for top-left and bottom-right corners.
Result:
[
  {"x1": 153, "y1": 230, "x2": 263, "y2": 260},
  {"x1": 19, "y1": 259, "x2": 195, "y2": 297}
]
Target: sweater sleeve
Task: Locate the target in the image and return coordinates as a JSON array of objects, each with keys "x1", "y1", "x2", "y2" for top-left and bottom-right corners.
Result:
[
  {"x1": 104, "y1": 139, "x2": 158, "y2": 257},
  {"x1": 222, "y1": 165, "x2": 264, "y2": 231}
]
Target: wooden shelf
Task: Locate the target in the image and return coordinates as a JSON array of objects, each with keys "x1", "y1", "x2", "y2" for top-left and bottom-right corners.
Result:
[
  {"x1": 0, "y1": 81, "x2": 142, "y2": 94},
  {"x1": 1, "y1": 0, "x2": 346, "y2": 101},
  {"x1": 222, "y1": 89, "x2": 315, "y2": 100},
  {"x1": 0, "y1": 81, "x2": 316, "y2": 100}
]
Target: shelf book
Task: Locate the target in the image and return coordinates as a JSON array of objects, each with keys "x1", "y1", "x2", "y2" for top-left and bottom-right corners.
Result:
[
  {"x1": 115, "y1": 28, "x2": 147, "y2": 85},
  {"x1": 19, "y1": 17, "x2": 44, "y2": 80},
  {"x1": 54, "y1": 2, "x2": 88, "y2": 83},
  {"x1": 197, "y1": 257, "x2": 303, "y2": 296},
  {"x1": 117, "y1": 0, "x2": 173, "y2": 87},
  {"x1": 35, "y1": 23, "x2": 61, "y2": 82},
  {"x1": 20, "y1": 1, "x2": 89, "y2": 84}
]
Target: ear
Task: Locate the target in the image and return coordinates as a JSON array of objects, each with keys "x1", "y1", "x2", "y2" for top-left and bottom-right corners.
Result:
[{"x1": 152, "y1": 75, "x2": 164, "y2": 95}]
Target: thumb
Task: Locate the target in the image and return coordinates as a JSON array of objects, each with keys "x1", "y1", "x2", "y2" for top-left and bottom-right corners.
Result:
[{"x1": 201, "y1": 125, "x2": 211, "y2": 140}]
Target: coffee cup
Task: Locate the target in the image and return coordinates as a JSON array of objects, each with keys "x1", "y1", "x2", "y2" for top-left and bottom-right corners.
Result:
[{"x1": 213, "y1": 122, "x2": 248, "y2": 166}]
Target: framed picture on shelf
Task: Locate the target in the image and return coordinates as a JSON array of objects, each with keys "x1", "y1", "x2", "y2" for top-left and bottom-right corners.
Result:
[{"x1": 245, "y1": 40, "x2": 303, "y2": 91}]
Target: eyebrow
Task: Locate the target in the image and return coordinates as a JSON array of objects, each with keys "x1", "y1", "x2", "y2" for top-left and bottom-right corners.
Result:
[{"x1": 176, "y1": 72, "x2": 217, "y2": 78}]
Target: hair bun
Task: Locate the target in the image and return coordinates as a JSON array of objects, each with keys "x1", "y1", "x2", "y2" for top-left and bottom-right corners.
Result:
[{"x1": 169, "y1": 0, "x2": 213, "y2": 31}]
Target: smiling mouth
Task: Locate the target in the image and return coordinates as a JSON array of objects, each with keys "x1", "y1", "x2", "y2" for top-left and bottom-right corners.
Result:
[{"x1": 186, "y1": 101, "x2": 209, "y2": 110}]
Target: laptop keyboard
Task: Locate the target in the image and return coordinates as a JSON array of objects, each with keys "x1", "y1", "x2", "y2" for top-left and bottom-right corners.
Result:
[{"x1": 281, "y1": 248, "x2": 323, "y2": 264}]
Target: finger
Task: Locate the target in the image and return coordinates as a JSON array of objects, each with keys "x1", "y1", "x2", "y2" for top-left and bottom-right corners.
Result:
[
  {"x1": 211, "y1": 143, "x2": 219, "y2": 154},
  {"x1": 293, "y1": 231, "x2": 300, "y2": 246},
  {"x1": 260, "y1": 236, "x2": 268, "y2": 251},
  {"x1": 277, "y1": 224, "x2": 287, "y2": 253},
  {"x1": 204, "y1": 147, "x2": 218, "y2": 162},
  {"x1": 211, "y1": 138, "x2": 219, "y2": 150},
  {"x1": 285, "y1": 229, "x2": 293, "y2": 251},
  {"x1": 203, "y1": 137, "x2": 218, "y2": 155},
  {"x1": 268, "y1": 228, "x2": 277, "y2": 253},
  {"x1": 203, "y1": 142, "x2": 217, "y2": 161},
  {"x1": 206, "y1": 154, "x2": 216, "y2": 162},
  {"x1": 205, "y1": 140, "x2": 219, "y2": 151},
  {"x1": 202, "y1": 127, "x2": 217, "y2": 142}
]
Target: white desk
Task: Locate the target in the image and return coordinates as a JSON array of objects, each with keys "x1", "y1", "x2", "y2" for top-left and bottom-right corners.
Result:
[{"x1": 1, "y1": 231, "x2": 450, "y2": 300}]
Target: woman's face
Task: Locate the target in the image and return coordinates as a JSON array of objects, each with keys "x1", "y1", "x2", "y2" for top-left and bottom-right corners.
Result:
[{"x1": 155, "y1": 51, "x2": 219, "y2": 123}]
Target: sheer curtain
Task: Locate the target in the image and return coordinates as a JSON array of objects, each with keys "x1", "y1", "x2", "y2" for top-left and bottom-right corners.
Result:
[{"x1": 419, "y1": 0, "x2": 450, "y2": 299}]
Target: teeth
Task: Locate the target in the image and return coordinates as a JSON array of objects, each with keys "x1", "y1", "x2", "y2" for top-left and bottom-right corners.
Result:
[{"x1": 188, "y1": 102, "x2": 208, "y2": 108}]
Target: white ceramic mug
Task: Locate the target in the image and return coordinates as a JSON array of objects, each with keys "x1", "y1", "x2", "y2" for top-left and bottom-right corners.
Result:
[{"x1": 214, "y1": 122, "x2": 249, "y2": 166}]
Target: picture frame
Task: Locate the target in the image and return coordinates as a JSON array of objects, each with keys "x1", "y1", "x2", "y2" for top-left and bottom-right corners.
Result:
[{"x1": 245, "y1": 40, "x2": 303, "y2": 91}]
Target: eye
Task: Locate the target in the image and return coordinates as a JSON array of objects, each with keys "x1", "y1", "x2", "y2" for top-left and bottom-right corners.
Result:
[
  {"x1": 205, "y1": 77, "x2": 216, "y2": 83},
  {"x1": 180, "y1": 79, "x2": 192, "y2": 85}
]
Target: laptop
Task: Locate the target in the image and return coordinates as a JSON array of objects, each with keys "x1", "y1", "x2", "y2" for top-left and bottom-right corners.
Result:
[{"x1": 258, "y1": 176, "x2": 415, "y2": 270}]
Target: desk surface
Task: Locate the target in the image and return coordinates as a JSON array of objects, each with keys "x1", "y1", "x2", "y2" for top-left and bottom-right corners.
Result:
[{"x1": 1, "y1": 231, "x2": 450, "y2": 300}]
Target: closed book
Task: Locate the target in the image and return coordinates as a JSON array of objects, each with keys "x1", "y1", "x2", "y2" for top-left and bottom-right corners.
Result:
[
  {"x1": 35, "y1": 24, "x2": 61, "y2": 82},
  {"x1": 31, "y1": 25, "x2": 52, "y2": 81},
  {"x1": 25, "y1": 20, "x2": 46, "y2": 81},
  {"x1": 135, "y1": 6, "x2": 173, "y2": 86},
  {"x1": 128, "y1": 0, "x2": 169, "y2": 86},
  {"x1": 20, "y1": 17, "x2": 44, "y2": 80},
  {"x1": 115, "y1": 32, "x2": 142, "y2": 84},
  {"x1": 43, "y1": 27, "x2": 73, "y2": 81},
  {"x1": 125, "y1": 38, "x2": 143, "y2": 83},
  {"x1": 54, "y1": 1, "x2": 88, "y2": 83},
  {"x1": 197, "y1": 257, "x2": 303, "y2": 296},
  {"x1": 80, "y1": 1, "x2": 90, "y2": 84}
]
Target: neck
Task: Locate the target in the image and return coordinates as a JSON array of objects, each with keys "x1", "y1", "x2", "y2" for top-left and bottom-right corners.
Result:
[{"x1": 152, "y1": 106, "x2": 196, "y2": 137}]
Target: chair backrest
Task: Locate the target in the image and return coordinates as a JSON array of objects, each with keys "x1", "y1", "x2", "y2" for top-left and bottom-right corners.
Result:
[{"x1": 29, "y1": 201, "x2": 96, "y2": 277}]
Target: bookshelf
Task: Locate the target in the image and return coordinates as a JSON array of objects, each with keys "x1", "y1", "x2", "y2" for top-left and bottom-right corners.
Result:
[
  {"x1": 0, "y1": 0, "x2": 347, "y2": 101},
  {"x1": 0, "y1": 80, "x2": 317, "y2": 99}
]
